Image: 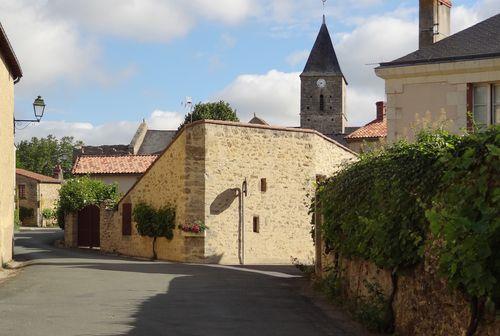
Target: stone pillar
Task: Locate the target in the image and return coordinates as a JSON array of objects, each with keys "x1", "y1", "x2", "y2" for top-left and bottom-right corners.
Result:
[{"x1": 64, "y1": 212, "x2": 78, "y2": 247}]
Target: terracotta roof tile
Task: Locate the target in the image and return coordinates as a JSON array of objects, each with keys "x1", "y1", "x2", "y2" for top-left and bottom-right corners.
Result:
[
  {"x1": 345, "y1": 117, "x2": 387, "y2": 140},
  {"x1": 16, "y1": 168, "x2": 61, "y2": 184},
  {"x1": 72, "y1": 155, "x2": 158, "y2": 175}
]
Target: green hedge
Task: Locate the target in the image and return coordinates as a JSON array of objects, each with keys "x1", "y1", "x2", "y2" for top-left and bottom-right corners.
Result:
[{"x1": 316, "y1": 126, "x2": 499, "y2": 302}]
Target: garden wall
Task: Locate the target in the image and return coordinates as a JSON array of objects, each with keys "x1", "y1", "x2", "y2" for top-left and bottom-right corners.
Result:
[{"x1": 319, "y1": 254, "x2": 500, "y2": 335}]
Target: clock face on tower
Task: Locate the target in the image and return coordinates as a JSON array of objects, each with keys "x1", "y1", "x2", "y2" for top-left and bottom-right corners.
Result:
[{"x1": 316, "y1": 78, "x2": 326, "y2": 88}]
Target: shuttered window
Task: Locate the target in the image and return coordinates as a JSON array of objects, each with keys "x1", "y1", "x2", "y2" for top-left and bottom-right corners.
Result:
[{"x1": 122, "y1": 203, "x2": 132, "y2": 236}]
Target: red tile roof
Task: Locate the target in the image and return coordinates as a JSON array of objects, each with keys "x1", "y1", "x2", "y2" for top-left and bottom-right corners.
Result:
[
  {"x1": 345, "y1": 117, "x2": 387, "y2": 140},
  {"x1": 72, "y1": 155, "x2": 158, "y2": 175},
  {"x1": 16, "y1": 168, "x2": 62, "y2": 184}
]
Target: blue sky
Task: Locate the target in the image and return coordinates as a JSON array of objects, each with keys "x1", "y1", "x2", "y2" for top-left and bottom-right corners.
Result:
[{"x1": 2, "y1": 0, "x2": 498, "y2": 144}]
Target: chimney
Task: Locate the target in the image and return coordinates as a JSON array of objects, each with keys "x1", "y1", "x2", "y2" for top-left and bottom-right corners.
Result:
[
  {"x1": 419, "y1": 0, "x2": 451, "y2": 49},
  {"x1": 53, "y1": 164, "x2": 64, "y2": 181},
  {"x1": 376, "y1": 101, "x2": 386, "y2": 120}
]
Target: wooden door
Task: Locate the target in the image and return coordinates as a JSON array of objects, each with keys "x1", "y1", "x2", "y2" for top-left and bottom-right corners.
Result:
[{"x1": 77, "y1": 205, "x2": 100, "y2": 247}]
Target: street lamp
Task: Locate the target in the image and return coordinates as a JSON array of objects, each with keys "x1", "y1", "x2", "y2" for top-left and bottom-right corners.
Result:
[{"x1": 14, "y1": 95, "x2": 46, "y2": 124}]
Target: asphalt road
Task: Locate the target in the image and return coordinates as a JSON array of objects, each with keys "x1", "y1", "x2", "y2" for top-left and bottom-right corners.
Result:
[{"x1": 0, "y1": 229, "x2": 365, "y2": 336}]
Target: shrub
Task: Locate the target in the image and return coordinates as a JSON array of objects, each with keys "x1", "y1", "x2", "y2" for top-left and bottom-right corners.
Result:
[
  {"x1": 57, "y1": 176, "x2": 121, "y2": 228},
  {"x1": 316, "y1": 129, "x2": 459, "y2": 270},
  {"x1": 133, "y1": 203, "x2": 176, "y2": 259},
  {"x1": 42, "y1": 208, "x2": 56, "y2": 220},
  {"x1": 427, "y1": 126, "x2": 500, "y2": 302}
]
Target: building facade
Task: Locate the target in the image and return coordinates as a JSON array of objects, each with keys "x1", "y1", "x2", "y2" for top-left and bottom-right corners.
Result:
[
  {"x1": 376, "y1": 2, "x2": 500, "y2": 142},
  {"x1": 66, "y1": 121, "x2": 356, "y2": 264},
  {"x1": 0, "y1": 23, "x2": 22, "y2": 265},
  {"x1": 16, "y1": 169, "x2": 62, "y2": 227}
]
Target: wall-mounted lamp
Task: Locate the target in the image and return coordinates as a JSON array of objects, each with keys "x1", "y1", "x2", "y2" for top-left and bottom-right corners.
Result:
[{"x1": 14, "y1": 95, "x2": 46, "y2": 126}]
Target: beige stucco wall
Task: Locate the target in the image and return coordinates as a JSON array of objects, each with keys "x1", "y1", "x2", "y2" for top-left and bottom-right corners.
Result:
[
  {"x1": 98, "y1": 121, "x2": 356, "y2": 264},
  {"x1": 89, "y1": 175, "x2": 139, "y2": 195},
  {"x1": 203, "y1": 124, "x2": 355, "y2": 264},
  {"x1": 0, "y1": 53, "x2": 15, "y2": 265},
  {"x1": 375, "y1": 57, "x2": 500, "y2": 142}
]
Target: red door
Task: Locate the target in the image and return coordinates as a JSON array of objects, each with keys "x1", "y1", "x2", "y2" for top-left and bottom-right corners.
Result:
[{"x1": 77, "y1": 205, "x2": 100, "y2": 247}]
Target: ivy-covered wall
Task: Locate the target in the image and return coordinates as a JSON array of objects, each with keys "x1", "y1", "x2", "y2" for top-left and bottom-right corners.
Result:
[{"x1": 315, "y1": 127, "x2": 499, "y2": 335}]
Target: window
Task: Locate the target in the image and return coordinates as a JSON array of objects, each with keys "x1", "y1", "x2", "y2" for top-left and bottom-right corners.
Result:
[
  {"x1": 18, "y1": 184, "x2": 26, "y2": 199},
  {"x1": 260, "y1": 178, "x2": 267, "y2": 192},
  {"x1": 472, "y1": 84, "x2": 500, "y2": 128},
  {"x1": 122, "y1": 203, "x2": 132, "y2": 236},
  {"x1": 253, "y1": 216, "x2": 260, "y2": 233},
  {"x1": 319, "y1": 94, "x2": 324, "y2": 111}
]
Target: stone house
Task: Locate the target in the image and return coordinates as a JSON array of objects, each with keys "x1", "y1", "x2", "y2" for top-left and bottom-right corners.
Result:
[
  {"x1": 16, "y1": 168, "x2": 62, "y2": 227},
  {"x1": 345, "y1": 102, "x2": 387, "y2": 153},
  {"x1": 65, "y1": 120, "x2": 356, "y2": 264},
  {"x1": 72, "y1": 154, "x2": 158, "y2": 194},
  {"x1": 0, "y1": 22, "x2": 22, "y2": 265},
  {"x1": 376, "y1": 1, "x2": 500, "y2": 142}
]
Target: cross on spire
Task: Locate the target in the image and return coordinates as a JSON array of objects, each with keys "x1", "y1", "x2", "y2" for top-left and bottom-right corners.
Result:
[{"x1": 322, "y1": 0, "x2": 327, "y2": 24}]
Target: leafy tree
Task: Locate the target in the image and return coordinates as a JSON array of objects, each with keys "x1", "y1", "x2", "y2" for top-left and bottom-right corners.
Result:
[
  {"x1": 16, "y1": 135, "x2": 83, "y2": 178},
  {"x1": 178, "y1": 100, "x2": 239, "y2": 130},
  {"x1": 133, "y1": 203, "x2": 176, "y2": 260},
  {"x1": 57, "y1": 176, "x2": 121, "y2": 229}
]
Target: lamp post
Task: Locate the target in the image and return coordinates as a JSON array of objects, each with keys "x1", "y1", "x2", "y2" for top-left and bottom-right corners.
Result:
[{"x1": 14, "y1": 95, "x2": 46, "y2": 127}]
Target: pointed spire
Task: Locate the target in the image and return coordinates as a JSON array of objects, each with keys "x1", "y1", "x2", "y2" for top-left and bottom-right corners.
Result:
[{"x1": 302, "y1": 17, "x2": 345, "y2": 80}]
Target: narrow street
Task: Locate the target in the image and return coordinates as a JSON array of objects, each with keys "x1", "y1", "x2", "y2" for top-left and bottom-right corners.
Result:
[{"x1": 0, "y1": 229, "x2": 366, "y2": 336}]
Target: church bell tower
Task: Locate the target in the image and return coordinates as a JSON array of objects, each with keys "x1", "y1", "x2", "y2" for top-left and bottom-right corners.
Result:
[{"x1": 300, "y1": 16, "x2": 346, "y2": 136}]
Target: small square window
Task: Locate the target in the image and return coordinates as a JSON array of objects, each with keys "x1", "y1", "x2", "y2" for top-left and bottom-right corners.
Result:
[
  {"x1": 253, "y1": 216, "x2": 260, "y2": 233},
  {"x1": 260, "y1": 178, "x2": 267, "y2": 192}
]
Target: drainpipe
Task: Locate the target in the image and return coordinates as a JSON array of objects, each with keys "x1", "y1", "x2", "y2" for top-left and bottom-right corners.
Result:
[{"x1": 238, "y1": 178, "x2": 248, "y2": 265}]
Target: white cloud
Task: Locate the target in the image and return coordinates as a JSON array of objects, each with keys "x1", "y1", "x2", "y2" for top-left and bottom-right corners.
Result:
[
  {"x1": 451, "y1": 0, "x2": 500, "y2": 33},
  {"x1": 14, "y1": 110, "x2": 184, "y2": 145},
  {"x1": 214, "y1": 70, "x2": 300, "y2": 126},
  {"x1": 0, "y1": 1, "x2": 100, "y2": 93}
]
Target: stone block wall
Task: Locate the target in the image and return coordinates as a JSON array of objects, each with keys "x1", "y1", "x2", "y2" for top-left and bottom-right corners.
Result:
[
  {"x1": 99, "y1": 127, "x2": 207, "y2": 262},
  {"x1": 64, "y1": 212, "x2": 78, "y2": 248},
  {"x1": 16, "y1": 175, "x2": 39, "y2": 226},
  {"x1": 203, "y1": 122, "x2": 356, "y2": 264},
  {"x1": 320, "y1": 254, "x2": 500, "y2": 335},
  {"x1": 39, "y1": 183, "x2": 61, "y2": 227},
  {"x1": 98, "y1": 121, "x2": 355, "y2": 264}
]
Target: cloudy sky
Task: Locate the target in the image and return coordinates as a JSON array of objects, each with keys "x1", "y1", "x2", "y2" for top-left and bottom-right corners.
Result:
[{"x1": 4, "y1": 0, "x2": 499, "y2": 145}]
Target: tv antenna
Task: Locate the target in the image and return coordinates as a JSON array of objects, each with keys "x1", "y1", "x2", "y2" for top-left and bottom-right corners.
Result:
[{"x1": 182, "y1": 96, "x2": 193, "y2": 122}]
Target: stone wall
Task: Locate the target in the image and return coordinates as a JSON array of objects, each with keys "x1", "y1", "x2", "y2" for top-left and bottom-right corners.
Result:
[
  {"x1": 99, "y1": 127, "x2": 206, "y2": 262},
  {"x1": 203, "y1": 122, "x2": 355, "y2": 264},
  {"x1": 16, "y1": 174, "x2": 39, "y2": 226},
  {"x1": 39, "y1": 183, "x2": 61, "y2": 227},
  {"x1": 320, "y1": 254, "x2": 500, "y2": 335},
  {"x1": 64, "y1": 212, "x2": 78, "y2": 248},
  {"x1": 0, "y1": 52, "x2": 15, "y2": 265},
  {"x1": 98, "y1": 121, "x2": 355, "y2": 264}
]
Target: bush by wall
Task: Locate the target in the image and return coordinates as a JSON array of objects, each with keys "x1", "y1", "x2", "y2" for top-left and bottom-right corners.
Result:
[
  {"x1": 315, "y1": 126, "x2": 499, "y2": 334},
  {"x1": 57, "y1": 176, "x2": 120, "y2": 229},
  {"x1": 133, "y1": 202, "x2": 176, "y2": 260}
]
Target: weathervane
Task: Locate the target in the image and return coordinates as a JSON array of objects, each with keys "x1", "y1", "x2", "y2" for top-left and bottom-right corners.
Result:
[{"x1": 322, "y1": 0, "x2": 327, "y2": 23}]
